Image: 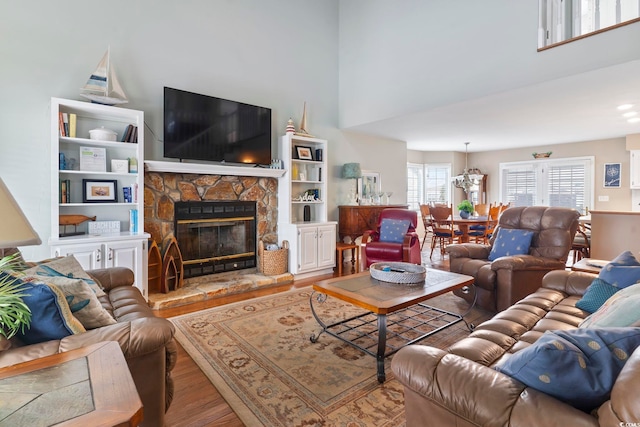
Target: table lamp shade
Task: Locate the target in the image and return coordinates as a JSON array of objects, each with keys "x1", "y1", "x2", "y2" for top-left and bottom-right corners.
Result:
[
  {"x1": 342, "y1": 163, "x2": 362, "y2": 179},
  {"x1": 0, "y1": 178, "x2": 41, "y2": 249}
]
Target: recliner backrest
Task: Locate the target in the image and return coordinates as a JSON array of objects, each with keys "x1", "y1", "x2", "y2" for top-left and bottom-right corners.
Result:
[
  {"x1": 377, "y1": 208, "x2": 418, "y2": 232},
  {"x1": 489, "y1": 206, "x2": 580, "y2": 261}
]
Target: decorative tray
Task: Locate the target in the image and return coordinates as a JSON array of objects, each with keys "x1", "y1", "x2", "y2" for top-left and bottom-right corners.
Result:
[{"x1": 369, "y1": 262, "x2": 426, "y2": 284}]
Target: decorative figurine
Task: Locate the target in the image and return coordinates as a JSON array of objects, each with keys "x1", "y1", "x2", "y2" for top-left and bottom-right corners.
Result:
[
  {"x1": 286, "y1": 118, "x2": 296, "y2": 134},
  {"x1": 295, "y1": 102, "x2": 314, "y2": 137}
]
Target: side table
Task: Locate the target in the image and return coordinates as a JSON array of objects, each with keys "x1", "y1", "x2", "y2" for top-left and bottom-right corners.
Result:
[
  {"x1": 336, "y1": 241, "x2": 359, "y2": 275},
  {"x1": 0, "y1": 341, "x2": 143, "y2": 427},
  {"x1": 571, "y1": 258, "x2": 608, "y2": 274}
]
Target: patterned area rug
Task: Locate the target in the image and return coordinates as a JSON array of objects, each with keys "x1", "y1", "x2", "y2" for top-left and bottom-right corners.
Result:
[{"x1": 170, "y1": 287, "x2": 492, "y2": 426}]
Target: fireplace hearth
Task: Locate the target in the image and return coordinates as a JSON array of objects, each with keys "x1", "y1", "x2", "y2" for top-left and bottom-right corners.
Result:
[{"x1": 174, "y1": 201, "x2": 257, "y2": 278}]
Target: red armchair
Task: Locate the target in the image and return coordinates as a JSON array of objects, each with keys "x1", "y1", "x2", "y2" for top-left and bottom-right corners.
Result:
[{"x1": 361, "y1": 208, "x2": 421, "y2": 268}]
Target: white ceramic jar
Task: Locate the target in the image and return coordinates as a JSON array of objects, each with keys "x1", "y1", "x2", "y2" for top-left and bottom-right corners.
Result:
[{"x1": 89, "y1": 126, "x2": 118, "y2": 141}]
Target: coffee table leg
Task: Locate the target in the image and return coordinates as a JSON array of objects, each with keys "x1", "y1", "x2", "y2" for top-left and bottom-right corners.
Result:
[{"x1": 376, "y1": 314, "x2": 387, "y2": 383}]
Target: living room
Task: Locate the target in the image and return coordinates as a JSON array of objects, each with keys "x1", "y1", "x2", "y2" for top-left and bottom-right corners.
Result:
[{"x1": 2, "y1": 1, "x2": 640, "y2": 426}]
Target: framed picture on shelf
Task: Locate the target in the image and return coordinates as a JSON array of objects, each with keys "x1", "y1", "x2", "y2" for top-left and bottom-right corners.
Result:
[
  {"x1": 82, "y1": 179, "x2": 118, "y2": 203},
  {"x1": 295, "y1": 146, "x2": 313, "y2": 160},
  {"x1": 603, "y1": 163, "x2": 621, "y2": 188}
]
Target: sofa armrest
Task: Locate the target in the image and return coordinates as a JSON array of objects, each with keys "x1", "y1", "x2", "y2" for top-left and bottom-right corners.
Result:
[
  {"x1": 446, "y1": 243, "x2": 491, "y2": 259},
  {"x1": 87, "y1": 267, "x2": 135, "y2": 291},
  {"x1": 59, "y1": 317, "x2": 175, "y2": 359},
  {"x1": 391, "y1": 345, "x2": 598, "y2": 427},
  {"x1": 491, "y1": 254, "x2": 565, "y2": 271},
  {"x1": 541, "y1": 269, "x2": 597, "y2": 297}
]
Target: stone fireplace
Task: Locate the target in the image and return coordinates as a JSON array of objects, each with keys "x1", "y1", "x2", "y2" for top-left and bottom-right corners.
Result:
[{"x1": 144, "y1": 170, "x2": 279, "y2": 279}]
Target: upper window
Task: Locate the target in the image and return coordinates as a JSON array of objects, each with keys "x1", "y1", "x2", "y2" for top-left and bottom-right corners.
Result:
[
  {"x1": 407, "y1": 163, "x2": 451, "y2": 210},
  {"x1": 538, "y1": 0, "x2": 640, "y2": 49},
  {"x1": 500, "y1": 156, "x2": 594, "y2": 214}
]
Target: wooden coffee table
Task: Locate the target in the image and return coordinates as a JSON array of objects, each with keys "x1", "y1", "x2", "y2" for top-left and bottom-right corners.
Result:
[
  {"x1": 310, "y1": 269, "x2": 475, "y2": 382},
  {"x1": 0, "y1": 341, "x2": 143, "y2": 427}
]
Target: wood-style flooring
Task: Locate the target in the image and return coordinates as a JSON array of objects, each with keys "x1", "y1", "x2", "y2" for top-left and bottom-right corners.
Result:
[{"x1": 156, "y1": 251, "x2": 449, "y2": 427}]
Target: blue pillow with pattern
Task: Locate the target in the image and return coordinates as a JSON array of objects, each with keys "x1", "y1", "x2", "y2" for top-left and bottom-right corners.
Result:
[
  {"x1": 488, "y1": 228, "x2": 534, "y2": 261},
  {"x1": 495, "y1": 328, "x2": 640, "y2": 412},
  {"x1": 598, "y1": 251, "x2": 640, "y2": 289},
  {"x1": 379, "y1": 218, "x2": 411, "y2": 243},
  {"x1": 575, "y1": 278, "x2": 620, "y2": 313}
]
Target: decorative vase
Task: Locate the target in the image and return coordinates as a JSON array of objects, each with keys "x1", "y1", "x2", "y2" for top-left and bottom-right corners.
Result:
[{"x1": 459, "y1": 210, "x2": 470, "y2": 219}]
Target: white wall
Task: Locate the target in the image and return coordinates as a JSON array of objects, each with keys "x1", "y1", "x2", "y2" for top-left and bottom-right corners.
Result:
[
  {"x1": 0, "y1": 0, "x2": 341, "y2": 260},
  {"x1": 339, "y1": 1, "x2": 640, "y2": 128}
]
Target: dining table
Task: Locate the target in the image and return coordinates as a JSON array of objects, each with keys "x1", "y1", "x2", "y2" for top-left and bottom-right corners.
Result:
[{"x1": 451, "y1": 216, "x2": 491, "y2": 243}]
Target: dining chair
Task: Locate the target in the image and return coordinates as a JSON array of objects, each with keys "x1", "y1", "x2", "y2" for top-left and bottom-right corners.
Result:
[
  {"x1": 419, "y1": 204, "x2": 433, "y2": 250},
  {"x1": 571, "y1": 223, "x2": 591, "y2": 264},
  {"x1": 468, "y1": 203, "x2": 491, "y2": 243},
  {"x1": 429, "y1": 204, "x2": 462, "y2": 258}
]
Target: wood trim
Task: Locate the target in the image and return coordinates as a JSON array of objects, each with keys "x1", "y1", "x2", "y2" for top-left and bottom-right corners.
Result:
[{"x1": 538, "y1": 17, "x2": 640, "y2": 52}]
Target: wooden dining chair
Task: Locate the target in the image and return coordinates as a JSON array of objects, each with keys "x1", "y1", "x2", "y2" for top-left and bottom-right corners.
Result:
[
  {"x1": 467, "y1": 203, "x2": 490, "y2": 243},
  {"x1": 429, "y1": 204, "x2": 462, "y2": 258},
  {"x1": 419, "y1": 204, "x2": 433, "y2": 250},
  {"x1": 571, "y1": 223, "x2": 591, "y2": 264}
]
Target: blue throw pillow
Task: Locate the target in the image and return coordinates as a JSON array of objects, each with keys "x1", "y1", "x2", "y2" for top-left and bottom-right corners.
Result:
[
  {"x1": 575, "y1": 278, "x2": 620, "y2": 313},
  {"x1": 488, "y1": 228, "x2": 534, "y2": 261},
  {"x1": 0, "y1": 271, "x2": 85, "y2": 345},
  {"x1": 598, "y1": 251, "x2": 640, "y2": 289},
  {"x1": 495, "y1": 328, "x2": 640, "y2": 412},
  {"x1": 379, "y1": 218, "x2": 411, "y2": 243}
]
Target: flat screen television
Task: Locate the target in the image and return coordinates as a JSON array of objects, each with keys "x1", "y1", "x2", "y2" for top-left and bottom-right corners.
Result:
[{"x1": 164, "y1": 87, "x2": 272, "y2": 165}]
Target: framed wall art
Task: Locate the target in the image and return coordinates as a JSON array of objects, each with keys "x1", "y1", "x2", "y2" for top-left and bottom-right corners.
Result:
[
  {"x1": 82, "y1": 179, "x2": 118, "y2": 203},
  {"x1": 604, "y1": 163, "x2": 621, "y2": 188},
  {"x1": 295, "y1": 146, "x2": 313, "y2": 160}
]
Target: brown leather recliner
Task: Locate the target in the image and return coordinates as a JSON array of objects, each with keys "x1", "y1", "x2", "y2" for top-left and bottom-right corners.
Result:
[
  {"x1": 0, "y1": 266, "x2": 177, "y2": 427},
  {"x1": 446, "y1": 206, "x2": 579, "y2": 312}
]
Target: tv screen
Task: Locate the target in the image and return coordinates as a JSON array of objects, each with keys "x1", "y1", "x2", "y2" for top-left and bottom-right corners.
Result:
[{"x1": 164, "y1": 87, "x2": 272, "y2": 165}]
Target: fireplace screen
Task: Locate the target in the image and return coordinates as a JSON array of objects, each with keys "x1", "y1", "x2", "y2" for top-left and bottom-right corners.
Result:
[{"x1": 174, "y1": 201, "x2": 257, "y2": 278}]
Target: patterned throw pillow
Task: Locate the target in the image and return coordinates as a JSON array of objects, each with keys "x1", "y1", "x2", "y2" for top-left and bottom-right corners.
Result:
[
  {"x1": 488, "y1": 228, "x2": 534, "y2": 261},
  {"x1": 379, "y1": 218, "x2": 411, "y2": 243},
  {"x1": 0, "y1": 271, "x2": 85, "y2": 345},
  {"x1": 495, "y1": 328, "x2": 640, "y2": 412},
  {"x1": 23, "y1": 275, "x2": 116, "y2": 329},
  {"x1": 575, "y1": 278, "x2": 620, "y2": 313},
  {"x1": 24, "y1": 255, "x2": 106, "y2": 297},
  {"x1": 597, "y1": 251, "x2": 640, "y2": 289},
  {"x1": 579, "y1": 283, "x2": 640, "y2": 328}
]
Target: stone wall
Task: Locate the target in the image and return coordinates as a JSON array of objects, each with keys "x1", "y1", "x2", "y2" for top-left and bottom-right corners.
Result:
[{"x1": 144, "y1": 172, "x2": 278, "y2": 248}]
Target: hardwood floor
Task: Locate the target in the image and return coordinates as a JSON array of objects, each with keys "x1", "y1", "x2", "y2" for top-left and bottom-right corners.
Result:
[{"x1": 157, "y1": 251, "x2": 448, "y2": 426}]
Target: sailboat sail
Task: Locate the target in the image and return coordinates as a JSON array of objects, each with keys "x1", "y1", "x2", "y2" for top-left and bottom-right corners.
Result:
[{"x1": 80, "y1": 50, "x2": 128, "y2": 105}]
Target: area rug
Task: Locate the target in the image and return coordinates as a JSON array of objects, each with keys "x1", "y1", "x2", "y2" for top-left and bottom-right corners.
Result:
[{"x1": 170, "y1": 287, "x2": 492, "y2": 427}]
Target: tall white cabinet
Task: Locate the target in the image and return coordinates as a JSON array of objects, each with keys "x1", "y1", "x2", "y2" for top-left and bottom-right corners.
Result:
[
  {"x1": 50, "y1": 98, "x2": 150, "y2": 297},
  {"x1": 278, "y1": 134, "x2": 336, "y2": 277}
]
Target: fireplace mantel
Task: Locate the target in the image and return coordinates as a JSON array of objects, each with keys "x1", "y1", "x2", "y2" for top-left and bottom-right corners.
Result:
[{"x1": 145, "y1": 160, "x2": 286, "y2": 178}]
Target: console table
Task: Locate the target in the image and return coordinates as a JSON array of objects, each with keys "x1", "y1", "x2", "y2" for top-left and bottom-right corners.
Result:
[{"x1": 338, "y1": 205, "x2": 408, "y2": 243}]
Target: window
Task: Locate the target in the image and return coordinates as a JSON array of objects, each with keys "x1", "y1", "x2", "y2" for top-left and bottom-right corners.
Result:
[
  {"x1": 500, "y1": 156, "x2": 594, "y2": 213},
  {"x1": 538, "y1": 0, "x2": 640, "y2": 49},
  {"x1": 407, "y1": 163, "x2": 451, "y2": 210}
]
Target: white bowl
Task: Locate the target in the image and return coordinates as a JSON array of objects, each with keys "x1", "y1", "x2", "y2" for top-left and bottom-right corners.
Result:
[{"x1": 89, "y1": 126, "x2": 117, "y2": 141}]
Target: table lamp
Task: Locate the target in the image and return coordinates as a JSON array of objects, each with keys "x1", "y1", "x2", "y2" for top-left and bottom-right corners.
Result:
[
  {"x1": 342, "y1": 163, "x2": 362, "y2": 205},
  {"x1": 0, "y1": 178, "x2": 41, "y2": 257}
]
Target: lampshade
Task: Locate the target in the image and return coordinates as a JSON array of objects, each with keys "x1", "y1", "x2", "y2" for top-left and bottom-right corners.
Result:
[
  {"x1": 342, "y1": 163, "x2": 362, "y2": 179},
  {"x1": 0, "y1": 178, "x2": 41, "y2": 249}
]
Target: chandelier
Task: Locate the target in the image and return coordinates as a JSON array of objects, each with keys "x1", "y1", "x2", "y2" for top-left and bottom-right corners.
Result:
[{"x1": 453, "y1": 142, "x2": 483, "y2": 195}]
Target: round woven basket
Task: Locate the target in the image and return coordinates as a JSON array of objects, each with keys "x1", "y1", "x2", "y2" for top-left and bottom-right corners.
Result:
[{"x1": 369, "y1": 262, "x2": 426, "y2": 284}]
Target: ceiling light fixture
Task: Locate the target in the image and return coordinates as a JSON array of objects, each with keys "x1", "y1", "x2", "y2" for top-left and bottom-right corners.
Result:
[
  {"x1": 623, "y1": 111, "x2": 638, "y2": 118},
  {"x1": 452, "y1": 142, "x2": 483, "y2": 196},
  {"x1": 618, "y1": 104, "x2": 634, "y2": 110},
  {"x1": 628, "y1": 117, "x2": 640, "y2": 123}
]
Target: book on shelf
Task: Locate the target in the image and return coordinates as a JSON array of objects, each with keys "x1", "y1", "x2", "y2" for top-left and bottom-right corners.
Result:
[
  {"x1": 58, "y1": 112, "x2": 66, "y2": 137},
  {"x1": 121, "y1": 124, "x2": 133, "y2": 142},
  {"x1": 62, "y1": 113, "x2": 69, "y2": 137},
  {"x1": 129, "y1": 209, "x2": 138, "y2": 233},
  {"x1": 69, "y1": 113, "x2": 77, "y2": 138},
  {"x1": 131, "y1": 126, "x2": 138, "y2": 143},
  {"x1": 60, "y1": 179, "x2": 70, "y2": 203}
]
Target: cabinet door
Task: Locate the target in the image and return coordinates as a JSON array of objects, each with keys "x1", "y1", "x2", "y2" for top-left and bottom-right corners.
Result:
[
  {"x1": 317, "y1": 224, "x2": 336, "y2": 268},
  {"x1": 52, "y1": 242, "x2": 102, "y2": 271},
  {"x1": 298, "y1": 227, "x2": 318, "y2": 272},
  {"x1": 105, "y1": 240, "x2": 146, "y2": 297}
]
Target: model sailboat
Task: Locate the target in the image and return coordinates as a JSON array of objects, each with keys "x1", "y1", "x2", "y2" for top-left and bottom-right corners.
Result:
[{"x1": 80, "y1": 48, "x2": 128, "y2": 105}]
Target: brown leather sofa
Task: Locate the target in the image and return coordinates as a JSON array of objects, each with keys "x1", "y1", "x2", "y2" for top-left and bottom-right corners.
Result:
[
  {"x1": 0, "y1": 266, "x2": 177, "y2": 427},
  {"x1": 447, "y1": 206, "x2": 580, "y2": 312},
  {"x1": 391, "y1": 270, "x2": 640, "y2": 427}
]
